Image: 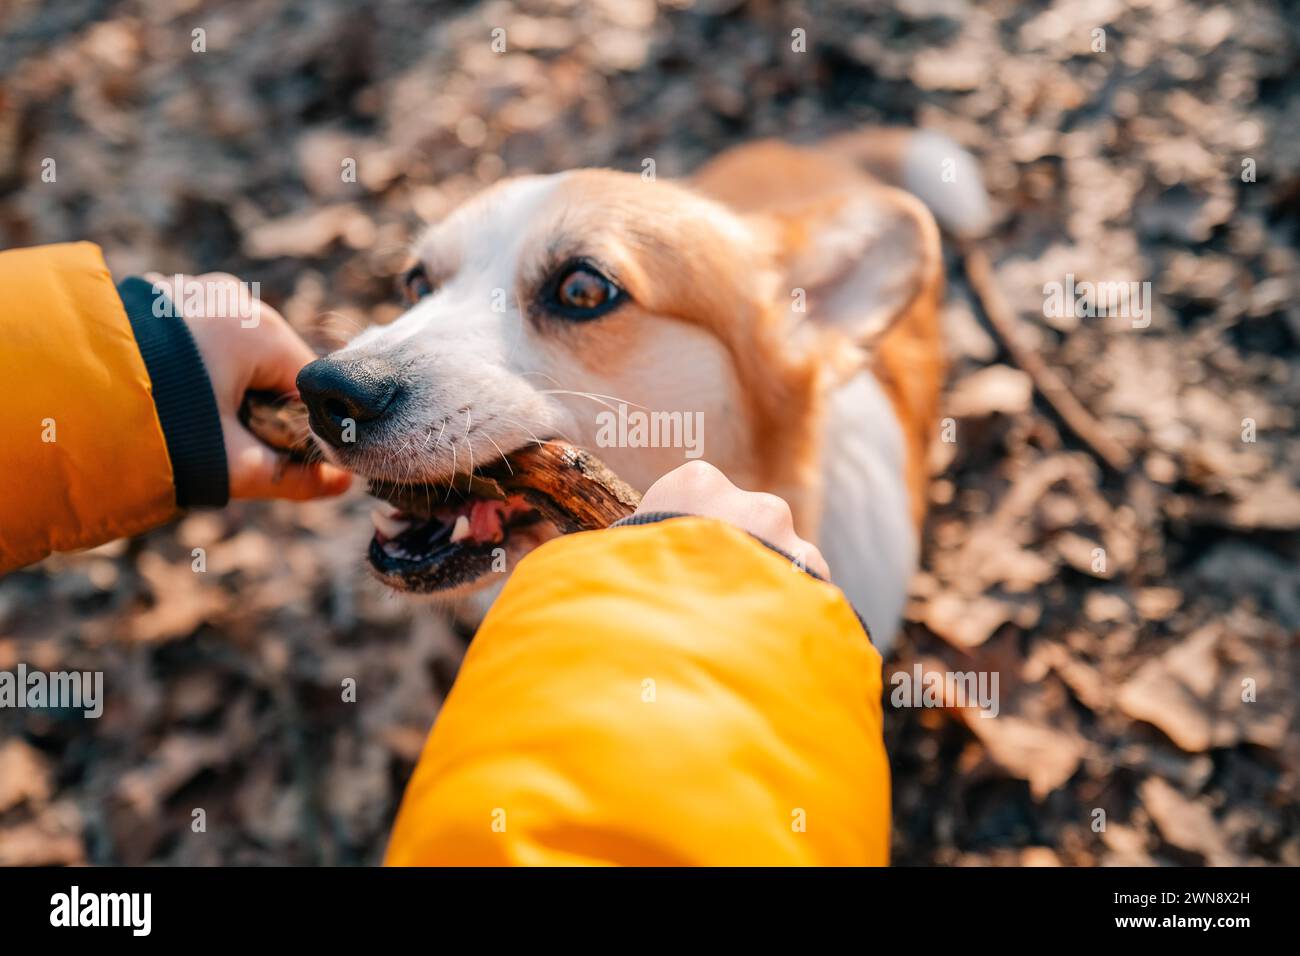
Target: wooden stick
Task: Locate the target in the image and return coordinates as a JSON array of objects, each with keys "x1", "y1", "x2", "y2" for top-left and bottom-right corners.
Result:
[
  {"x1": 959, "y1": 241, "x2": 1133, "y2": 472},
  {"x1": 238, "y1": 390, "x2": 313, "y2": 460},
  {"x1": 238, "y1": 391, "x2": 641, "y2": 530}
]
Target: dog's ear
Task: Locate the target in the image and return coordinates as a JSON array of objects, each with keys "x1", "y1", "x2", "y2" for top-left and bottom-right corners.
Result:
[{"x1": 758, "y1": 184, "x2": 941, "y2": 349}]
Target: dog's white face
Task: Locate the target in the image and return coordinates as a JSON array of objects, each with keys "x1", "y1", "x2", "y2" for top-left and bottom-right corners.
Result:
[
  {"x1": 299, "y1": 170, "x2": 813, "y2": 595},
  {"x1": 297, "y1": 155, "x2": 935, "y2": 598},
  {"x1": 342, "y1": 173, "x2": 754, "y2": 488}
]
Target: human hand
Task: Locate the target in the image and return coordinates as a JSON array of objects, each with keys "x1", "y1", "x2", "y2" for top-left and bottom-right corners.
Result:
[
  {"x1": 145, "y1": 272, "x2": 353, "y2": 501},
  {"x1": 633, "y1": 461, "x2": 830, "y2": 578}
]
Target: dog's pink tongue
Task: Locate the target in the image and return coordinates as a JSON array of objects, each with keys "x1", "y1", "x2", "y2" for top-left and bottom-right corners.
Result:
[
  {"x1": 463, "y1": 496, "x2": 535, "y2": 545},
  {"x1": 468, "y1": 499, "x2": 506, "y2": 544}
]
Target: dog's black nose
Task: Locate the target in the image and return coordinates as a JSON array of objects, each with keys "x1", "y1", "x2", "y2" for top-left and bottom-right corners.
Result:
[{"x1": 297, "y1": 357, "x2": 400, "y2": 448}]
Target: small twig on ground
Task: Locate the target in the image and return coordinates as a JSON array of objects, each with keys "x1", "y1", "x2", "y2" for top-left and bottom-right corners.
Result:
[{"x1": 958, "y1": 241, "x2": 1133, "y2": 473}]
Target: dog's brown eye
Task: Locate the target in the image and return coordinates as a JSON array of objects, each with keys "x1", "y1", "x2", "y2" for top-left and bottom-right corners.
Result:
[
  {"x1": 402, "y1": 264, "x2": 435, "y2": 303},
  {"x1": 545, "y1": 261, "x2": 622, "y2": 319},
  {"x1": 558, "y1": 268, "x2": 609, "y2": 309}
]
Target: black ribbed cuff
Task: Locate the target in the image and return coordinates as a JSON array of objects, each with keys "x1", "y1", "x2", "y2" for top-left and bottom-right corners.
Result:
[
  {"x1": 610, "y1": 511, "x2": 690, "y2": 529},
  {"x1": 118, "y1": 277, "x2": 229, "y2": 508}
]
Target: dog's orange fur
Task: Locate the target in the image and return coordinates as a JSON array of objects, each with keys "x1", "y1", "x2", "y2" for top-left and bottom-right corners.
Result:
[
  {"x1": 534, "y1": 171, "x2": 826, "y2": 530},
  {"x1": 690, "y1": 138, "x2": 946, "y2": 533},
  {"x1": 502, "y1": 135, "x2": 944, "y2": 541}
]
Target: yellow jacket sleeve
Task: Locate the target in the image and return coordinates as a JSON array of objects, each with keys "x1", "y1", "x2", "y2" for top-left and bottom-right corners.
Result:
[
  {"x1": 0, "y1": 243, "x2": 176, "y2": 572},
  {"x1": 385, "y1": 516, "x2": 889, "y2": 866}
]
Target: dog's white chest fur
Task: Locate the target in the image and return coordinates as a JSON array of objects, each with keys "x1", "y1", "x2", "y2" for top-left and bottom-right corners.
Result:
[{"x1": 817, "y1": 370, "x2": 916, "y2": 653}]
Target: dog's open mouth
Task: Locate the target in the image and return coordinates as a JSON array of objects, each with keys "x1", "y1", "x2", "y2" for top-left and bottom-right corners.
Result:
[
  {"x1": 234, "y1": 393, "x2": 641, "y2": 592},
  {"x1": 359, "y1": 442, "x2": 642, "y2": 593},
  {"x1": 366, "y1": 482, "x2": 545, "y2": 592}
]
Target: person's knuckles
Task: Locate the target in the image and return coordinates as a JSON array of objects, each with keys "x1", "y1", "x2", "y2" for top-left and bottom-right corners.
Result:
[
  {"x1": 747, "y1": 493, "x2": 794, "y2": 534},
  {"x1": 801, "y1": 540, "x2": 826, "y2": 566},
  {"x1": 227, "y1": 433, "x2": 274, "y2": 477},
  {"x1": 673, "y1": 459, "x2": 724, "y2": 485},
  {"x1": 197, "y1": 271, "x2": 242, "y2": 288},
  {"x1": 751, "y1": 492, "x2": 792, "y2": 518},
  {"x1": 640, "y1": 464, "x2": 703, "y2": 508},
  {"x1": 269, "y1": 320, "x2": 318, "y2": 361},
  {"x1": 670, "y1": 461, "x2": 731, "y2": 501}
]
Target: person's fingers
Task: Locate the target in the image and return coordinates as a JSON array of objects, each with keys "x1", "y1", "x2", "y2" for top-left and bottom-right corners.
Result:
[
  {"x1": 742, "y1": 491, "x2": 795, "y2": 534},
  {"x1": 246, "y1": 309, "x2": 320, "y2": 398},
  {"x1": 198, "y1": 272, "x2": 242, "y2": 286},
  {"x1": 790, "y1": 541, "x2": 831, "y2": 579},
  {"x1": 157, "y1": 271, "x2": 259, "y2": 327},
  {"x1": 256, "y1": 337, "x2": 317, "y2": 397},
  {"x1": 634, "y1": 462, "x2": 832, "y2": 577},
  {"x1": 224, "y1": 426, "x2": 353, "y2": 500},
  {"x1": 671, "y1": 459, "x2": 733, "y2": 494},
  {"x1": 738, "y1": 493, "x2": 829, "y2": 576},
  {"x1": 636, "y1": 460, "x2": 731, "y2": 513}
]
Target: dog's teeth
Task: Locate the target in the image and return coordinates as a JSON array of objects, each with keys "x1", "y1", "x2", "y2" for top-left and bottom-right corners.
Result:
[
  {"x1": 449, "y1": 514, "x2": 471, "y2": 544},
  {"x1": 371, "y1": 507, "x2": 410, "y2": 540}
]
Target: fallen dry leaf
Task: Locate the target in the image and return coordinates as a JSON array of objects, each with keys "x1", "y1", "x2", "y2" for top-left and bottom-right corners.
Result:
[
  {"x1": 1117, "y1": 628, "x2": 1229, "y2": 752},
  {"x1": 0, "y1": 739, "x2": 52, "y2": 813},
  {"x1": 1140, "y1": 777, "x2": 1236, "y2": 865},
  {"x1": 920, "y1": 592, "x2": 1016, "y2": 649},
  {"x1": 0, "y1": 801, "x2": 85, "y2": 866},
  {"x1": 961, "y1": 712, "x2": 1086, "y2": 800},
  {"x1": 947, "y1": 364, "x2": 1034, "y2": 418}
]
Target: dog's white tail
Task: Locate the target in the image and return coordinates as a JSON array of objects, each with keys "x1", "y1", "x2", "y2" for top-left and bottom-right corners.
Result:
[{"x1": 825, "y1": 127, "x2": 993, "y2": 239}]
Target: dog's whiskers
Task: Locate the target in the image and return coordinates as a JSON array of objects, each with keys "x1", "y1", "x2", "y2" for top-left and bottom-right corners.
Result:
[
  {"x1": 498, "y1": 415, "x2": 555, "y2": 449},
  {"x1": 479, "y1": 430, "x2": 513, "y2": 476},
  {"x1": 445, "y1": 440, "x2": 458, "y2": 502},
  {"x1": 463, "y1": 415, "x2": 475, "y2": 482},
  {"x1": 537, "y1": 388, "x2": 645, "y2": 413}
]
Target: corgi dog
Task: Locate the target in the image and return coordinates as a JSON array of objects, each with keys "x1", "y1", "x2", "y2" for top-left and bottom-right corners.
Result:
[{"x1": 296, "y1": 128, "x2": 989, "y2": 652}]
